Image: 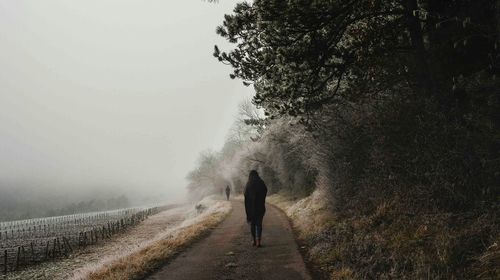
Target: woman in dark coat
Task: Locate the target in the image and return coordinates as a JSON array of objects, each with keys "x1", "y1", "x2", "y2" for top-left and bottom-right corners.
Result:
[
  {"x1": 244, "y1": 170, "x2": 268, "y2": 247},
  {"x1": 225, "y1": 185, "x2": 231, "y2": 201}
]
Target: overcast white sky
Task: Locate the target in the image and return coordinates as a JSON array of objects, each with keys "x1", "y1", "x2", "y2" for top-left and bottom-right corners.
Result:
[{"x1": 0, "y1": 0, "x2": 252, "y2": 203}]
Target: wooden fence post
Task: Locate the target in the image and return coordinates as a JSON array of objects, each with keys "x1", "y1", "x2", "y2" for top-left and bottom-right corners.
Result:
[
  {"x1": 63, "y1": 236, "x2": 72, "y2": 252},
  {"x1": 4, "y1": 250, "x2": 7, "y2": 273},
  {"x1": 21, "y1": 246, "x2": 26, "y2": 265},
  {"x1": 15, "y1": 246, "x2": 20, "y2": 270},
  {"x1": 52, "y1": 238, "x2": 57, "y2": 258},
  {"x1": 30, "y1": 242, "x2": 35, "y2": 263},
  {"x1": 45, "y1": 240, "x2": 49, "y2": 259},
  {"x1": 56, "y1": 238, "x2": 61, "y2": 256}
]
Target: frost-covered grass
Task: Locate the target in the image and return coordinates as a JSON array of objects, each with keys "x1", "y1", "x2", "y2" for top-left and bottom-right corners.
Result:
[
  {"x1": 4, "y1": 205, "x2": 186, "y2": 280},
  {"x1": 267, "y1": 190, "x2": 337, "y2": 279},
  {"x1": 73, "y1": 196, "x2": 231, "y2": 280},
  {"x1": 269, "y1": 191, "x2": 500, "y2": 279},
  {"x1": 268, "y1": 189, "x2": 334, "y2": 238}
]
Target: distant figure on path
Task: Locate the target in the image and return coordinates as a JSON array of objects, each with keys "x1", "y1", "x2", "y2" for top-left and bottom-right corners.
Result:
[
  {"x1": 225, "y1": 185, "x2": 231, "y2": 201},
  {"x1": 244, "y1": 170, "x2": 268, "y2": 247}
]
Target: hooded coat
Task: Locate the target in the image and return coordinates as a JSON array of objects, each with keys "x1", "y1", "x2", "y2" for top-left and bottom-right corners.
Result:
[{"x1": 244, "y1": 172, "x2": 268, "y2": 222}]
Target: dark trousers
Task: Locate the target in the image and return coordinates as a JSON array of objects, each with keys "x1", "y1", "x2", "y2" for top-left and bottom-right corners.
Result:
[{"x1": 250, "y1": 215, "x2": 264, "y2": 240}]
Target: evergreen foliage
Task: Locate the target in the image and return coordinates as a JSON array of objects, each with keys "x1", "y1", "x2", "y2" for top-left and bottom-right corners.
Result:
[{"x1": 214, "y1": 0, "x2": 499, "y2": 123}]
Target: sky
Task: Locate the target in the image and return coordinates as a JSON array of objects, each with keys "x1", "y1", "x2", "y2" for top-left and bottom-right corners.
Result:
[{"x1": 0, "y1": 0, "x2": 253, "y2": 203}]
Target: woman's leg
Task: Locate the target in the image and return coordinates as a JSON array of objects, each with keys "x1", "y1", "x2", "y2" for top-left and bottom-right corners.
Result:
[
  {"x1": 255, "y1": 216, "x2": 263, "y2": 247},
  {"x1": 250, "y1": 220, "x2": 256, "y2": 245}
]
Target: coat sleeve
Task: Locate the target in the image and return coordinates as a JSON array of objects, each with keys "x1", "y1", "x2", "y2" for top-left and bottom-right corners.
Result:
[
  {"x1": 244, "y1": 187, "x2": 251, "y2": 222},
  {"x1": 261, "y1": 181, "x2": 268, "y2": 214}
]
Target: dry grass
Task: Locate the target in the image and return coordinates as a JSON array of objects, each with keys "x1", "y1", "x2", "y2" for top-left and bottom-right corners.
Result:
[
  {"x1": 330, "y1": 267, "x2": 354, "y2": 280},
  {"x1": 268, "y1": 192, "x2": 499, "y2": 279},
  {"x1": 268, "y1": 191, "x2": 337, "y2": 279},
  {"x1": 84, "y1": 206, "x2": 230, "y2": 280},
  {"x1": 268, "y1": 190, "x2": 335, "y2": 239}
]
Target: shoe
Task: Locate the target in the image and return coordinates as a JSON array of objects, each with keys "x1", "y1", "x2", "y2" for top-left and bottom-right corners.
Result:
[
  {"x1": 256, "y1": 239, "x2": 261, "y2": 247},
  {"x1": 252, "y1": 238, "x2": 256, "y2": 246}
]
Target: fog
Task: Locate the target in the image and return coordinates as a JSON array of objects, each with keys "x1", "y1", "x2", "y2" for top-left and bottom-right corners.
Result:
[{"x1": 0, "y1": 0, "x2": 252, "y2": 208}]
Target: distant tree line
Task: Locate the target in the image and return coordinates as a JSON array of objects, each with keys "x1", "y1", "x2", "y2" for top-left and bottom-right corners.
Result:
[{"x1": 0, "y1": 191, "x2": 130, "y2": 221}]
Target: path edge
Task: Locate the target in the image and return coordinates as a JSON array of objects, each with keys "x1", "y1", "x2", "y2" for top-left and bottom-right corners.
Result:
[
  {"x1": 83, "y1": 202, "x2": 233, "y2": 280},
  {"x1": 266, "y1": 199, "x2": 329, "y2": 280}
]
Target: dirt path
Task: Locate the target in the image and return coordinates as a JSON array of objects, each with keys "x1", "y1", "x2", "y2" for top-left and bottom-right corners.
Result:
[{"x1": 147, "y1": 201, "x2": 311, "y2": 280}]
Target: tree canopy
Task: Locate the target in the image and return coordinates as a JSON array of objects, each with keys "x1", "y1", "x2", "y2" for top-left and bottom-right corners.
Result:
[
  {"x1": 204, "y1": 1, "x2": 500, "y2": 278},
  {"x1": 215, "y1": 0, "x2": 499, "y2": 122}
]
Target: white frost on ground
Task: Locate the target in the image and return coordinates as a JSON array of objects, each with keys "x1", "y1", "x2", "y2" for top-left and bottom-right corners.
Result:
[
  {"x1": 180, "y1": 195, "x2": 232, "y2": 227},
  {"x1": 268, "y1": 188, "x2": 333, "y2": 233},
  {"x1": 3, "y1": 197, "x2": 230, "y2": 280},
  {"x1": 68, "y1": 196, "x2": 230, "y2": 280}
]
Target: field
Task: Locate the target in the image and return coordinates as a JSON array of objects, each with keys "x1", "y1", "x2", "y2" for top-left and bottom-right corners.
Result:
[{"x1": 0, "y1": 206, "x2": 167, "y2": 274}]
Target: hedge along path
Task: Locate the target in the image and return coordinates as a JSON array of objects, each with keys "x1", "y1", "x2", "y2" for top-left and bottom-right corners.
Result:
[{"x1": 82, "y1": 201, "x2": 232, "y2": 280}]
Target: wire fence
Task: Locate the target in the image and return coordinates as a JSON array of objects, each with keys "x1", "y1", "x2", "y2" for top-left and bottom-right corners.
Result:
[{"x1": 0, "y1": 205, "x2": 169, "y2": 274}]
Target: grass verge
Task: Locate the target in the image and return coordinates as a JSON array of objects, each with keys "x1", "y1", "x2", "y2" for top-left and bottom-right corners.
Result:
[
  {"x1": 267, "y1": 191, "x2": 334, "y2": 279},
  {"x1": 82, "y1": 202, "x2": 231, "y2": 280},
  {"x1": 268, "y1": 191, "x2": 499, "y2": 279}
]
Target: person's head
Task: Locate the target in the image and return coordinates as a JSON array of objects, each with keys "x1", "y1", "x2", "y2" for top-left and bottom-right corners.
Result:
[{"x1": 249, "y1": 170, "x2": 259, "y2": 180}]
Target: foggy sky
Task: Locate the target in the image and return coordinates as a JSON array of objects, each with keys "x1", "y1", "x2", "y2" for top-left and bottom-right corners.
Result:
[{"x1": 0, "y1": 0, "x2": 252, "y2": 203}]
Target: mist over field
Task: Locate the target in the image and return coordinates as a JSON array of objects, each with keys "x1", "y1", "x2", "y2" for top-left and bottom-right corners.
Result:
[
  {"x1": 0, "y1": 0, "x2": 253, "y2": 220},
  {"x1": 0, "y1": 0, "x2": 498, "y2": 279}
]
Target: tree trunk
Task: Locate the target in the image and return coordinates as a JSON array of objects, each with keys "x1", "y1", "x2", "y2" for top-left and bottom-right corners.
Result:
[
  {"x1": 404, "y1": 0, "x2": 434, "y2": 96},
  {"x1": 496, "y1": 0, "x2": 500, "y2": 39}
]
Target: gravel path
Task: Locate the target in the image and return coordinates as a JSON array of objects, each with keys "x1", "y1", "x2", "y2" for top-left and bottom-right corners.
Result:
[{"x1": 147, "y1": 201, "x2": 311, "y2": 280}]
